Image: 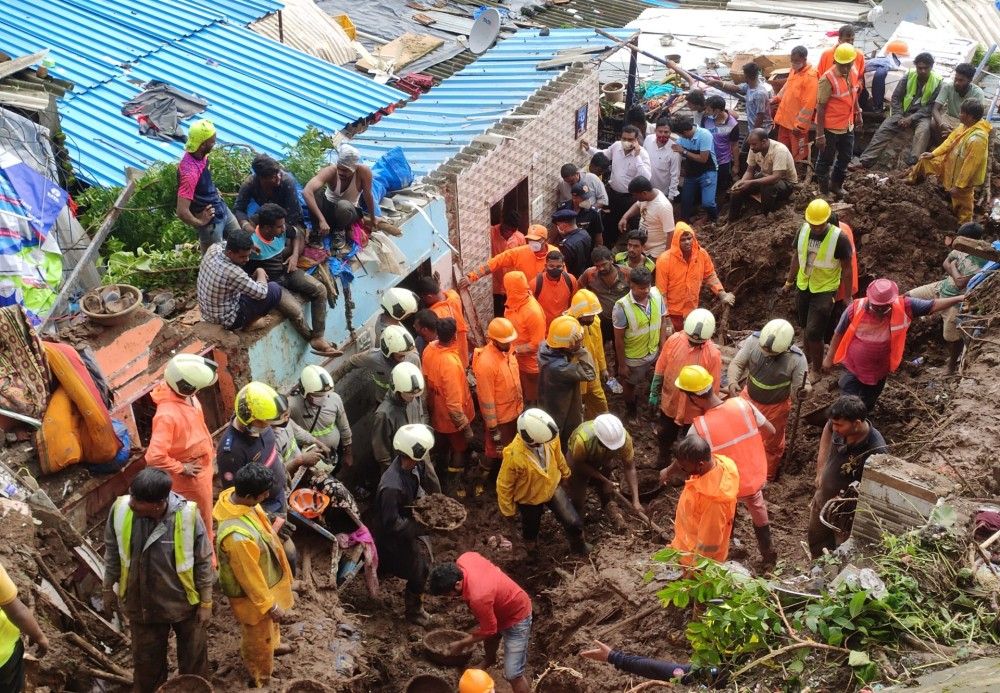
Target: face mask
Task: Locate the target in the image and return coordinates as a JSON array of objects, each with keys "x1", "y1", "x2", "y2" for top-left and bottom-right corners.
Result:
[
  {"x1": 528, "y1": 240, "x2": 544, "y2": 252},
  {"x1": 621, "y1": 140, "x2": 635, "y2": 152},
  {"x1": 250, "y1": 424, "x2": 269, "y2": 437},
  {"x1": 546, "y1": 268, "x2": 562, "y2": 279}
]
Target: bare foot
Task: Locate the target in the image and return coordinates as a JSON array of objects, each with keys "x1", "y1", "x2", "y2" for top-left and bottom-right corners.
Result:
[{"x1": 244, "y1": 317, "x2": 268, "y2": 331}]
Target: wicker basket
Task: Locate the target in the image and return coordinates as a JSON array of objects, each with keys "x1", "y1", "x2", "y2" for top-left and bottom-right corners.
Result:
[
  {"x1": 422, "y1": 628, "x2": 473, "y2": 667},
  {"x1": 411, "y1": 494, "x2": 467, "y2": 532}
]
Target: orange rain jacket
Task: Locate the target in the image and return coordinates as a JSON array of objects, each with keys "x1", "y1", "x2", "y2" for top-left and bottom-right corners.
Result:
[
  {"x1": 423, "y1": 339, "x2": 475, "y2": 433},
  {"x1": 503, "y1": 272, "x2": 546, "y2": 376},
  {"x1": 654, "y1": 223, "x2": 724, "y2": 319},
  {"x1": 532, "y1": 270, "x2": 578, "y2": 326},
  {"x1": 489, "y1": 224, "x2": 527, "y2": 295},
  {"x1": 145, "y1": 382, "x2": 216, "y2": 542},
  {"x1": 472, "y1": 342, "x2": 524, "y2": 430},
  {"x1": 774, "y1": 64, "x2": 819, "y2": 133},
  {"x1": 671, "y1": 454, "x2": 740, "y2": 563},
  {"x1": 469, "y1": 244, "x2": 556, "y2": 290},
  {"x1": 654, "y1": 331, "x2": 722, "y2": 424},
  {"x1": 430, "y1": 290, "x2": 470, "y2": 366}
]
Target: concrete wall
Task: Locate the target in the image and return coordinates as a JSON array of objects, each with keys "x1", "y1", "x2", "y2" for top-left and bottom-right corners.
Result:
[
  {"x1": 247, "y1": 195, "x2": 451, "y2": 391},
  {"x1": 437, "y1": 66, "x2": 600, "y2": 326}
]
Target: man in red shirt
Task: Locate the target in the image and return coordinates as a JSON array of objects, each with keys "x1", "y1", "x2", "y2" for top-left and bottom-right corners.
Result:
[{"x1": 429, "y1": 552, "x2": 533, "y2": 693}]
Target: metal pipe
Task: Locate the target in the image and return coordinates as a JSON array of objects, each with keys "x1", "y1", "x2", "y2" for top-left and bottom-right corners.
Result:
[
  {"x1": 624, "y1": 37, "x2": 639, "y2": 112},
  {"x1": 278, "y1": 10, "x2": 284, "y2": 43}
]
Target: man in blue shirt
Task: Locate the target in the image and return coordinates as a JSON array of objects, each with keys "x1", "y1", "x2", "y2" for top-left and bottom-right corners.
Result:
[
  {"x1": 709, "y1": 62, "x2": 773, "y2": 175},
  {"x1": 671, "y1": 115, "x2": 719, "y2": 222}
]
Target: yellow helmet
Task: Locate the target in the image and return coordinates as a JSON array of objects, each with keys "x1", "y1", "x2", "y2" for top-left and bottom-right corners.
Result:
[
  {"x1": 674, "y1": 365, "x2": 714, "y2": 395},
  {"x1": 459, "y1": 669, "x2": 496, "y2": 693},
  {"x1": 804, "y1": 198, "x2": 831, "y2": 226},
  {"x1": 834, "y1": 43, "x2": 857, "y2": 65},
  {"x1": 566, "y1": 289, "x2": 602, "y2": 318},
  {"x1": 234, "y1": 381, "x2": 283, "y2": 426},
  {"x1": 546, "y1": 315, "x2": 584, "y2": 349}
]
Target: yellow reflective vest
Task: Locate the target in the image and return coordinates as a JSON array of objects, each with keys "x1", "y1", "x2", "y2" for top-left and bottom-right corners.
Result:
[
  {"x1": 795, "y1": 223, "x2": 843, "y2": 293},
  {"x1": 615, "y1": 288, "x2": 664, "y2": 360}
]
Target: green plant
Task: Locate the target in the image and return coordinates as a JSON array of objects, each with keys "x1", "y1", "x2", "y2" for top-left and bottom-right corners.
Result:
[
  {"x1": 972, "y1": 46, "x2": 1000, "y2": 75},
  {"x1": 282, "y1": 126, "x2": 335, "y2": 187}
]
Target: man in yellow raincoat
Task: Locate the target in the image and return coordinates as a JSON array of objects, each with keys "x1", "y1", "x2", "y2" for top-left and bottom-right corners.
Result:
[
  {"x1": 214, "y1": 464, "x2": 294, "y2": 688},
  {"x1": 565, "y1": 289, "x2": 611, "y2": 418},
  {"x1": 908, "y1": 97, "x2": 992, "y2": 222}
]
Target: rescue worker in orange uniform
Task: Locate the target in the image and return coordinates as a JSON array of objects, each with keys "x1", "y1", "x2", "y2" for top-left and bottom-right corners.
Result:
[
  {"x1": 674, "y1": 365, "x2": 778, "y2": 568},
  {"x1": 416, "y1": 276, "x2": 472, "y2": 366},
  {"x1": 464, "y1": 225, "x2": 555, "y2": 317},
  {"x1": 727, "y1": 319, "x2": 808, "y2": 481},
  {"x1": 649, "y1": 309, "x2": 721, "y2": 466},
  {"x1": 566, "y1": 289, "x2": 611, "y2": 418},
  {"x1": 145, "y1": 354, "x2": 219, "y2": 546},
  {"x1": 472, "y1": 318, "x2": 524, "y2": 473},
  {"x1": 771, "y1": 45, "x2": 818, "y2": 163},
  {"x1": 816, "y1": 25, "x2": 866, "y2": 77},
  {"x1": 654, "y1": 222, "x2": 734, "y2": 332},
  {"x1": 423, "y1": 317, "x2": 476, "y2": 493},
  {"x1": 666, "y1": 435, "x2": 739, "y2": 564},
  {"x1": 825, "y1": 278, "x2": 965, "y2": 412},
  {"x1": 489, "y1": 209, "x2": 527, "y2": 317},
  {"x1": 815, "y1": 43, "x2": 863, "y2": 197},
  {"x1": 532, "y1": 250, "x2": 578, "y2": 327},
  {"x1": 502, "y1": 271, "x2": 547, "y2": 406}
]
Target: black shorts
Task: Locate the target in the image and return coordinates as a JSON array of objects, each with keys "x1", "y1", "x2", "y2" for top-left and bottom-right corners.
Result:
[{"x1": 796, "y1": 289, "x2": 836, "y2": 342}]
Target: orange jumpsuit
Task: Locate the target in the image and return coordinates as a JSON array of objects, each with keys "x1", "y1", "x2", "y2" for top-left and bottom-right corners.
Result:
[
  {"x1": 503, "y1": 271, "x2": 546, "y2": 402},
  {"x1": 145, "y1": 382, "x2": 216, "y2": 544},
  {"x1": 472, "y1": 342, "x2": 524, "y2": 458},
  {"x1": 423, "y1": 339, "x2": 475, "y2": 450},
  {"x1": 430, "y1": 290, "x2": 470, "y2": 366},
  {"x1": 654, "y1": 223, "x2": 724, "y2": 331},
  {"x1": 671, "y1": 454, "x2": 740, "y2": 563},
  {"x1": 654, "y1": 331, "x2": 722, "y2": 424}
]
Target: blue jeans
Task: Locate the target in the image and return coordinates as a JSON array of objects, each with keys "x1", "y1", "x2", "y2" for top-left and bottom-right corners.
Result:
[
  {"x1": 196, "y1": 208, "x2": 240, "y2": 247},
  {"x1": 502, "y1": 614, "x2": 532, "y2": 680},
  {"x1": 680, "y1": 170, "x2": 718, "y2": 221}
]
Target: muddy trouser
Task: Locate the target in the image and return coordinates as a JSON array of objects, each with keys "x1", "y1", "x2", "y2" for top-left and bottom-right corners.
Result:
[
  {"x1": 313, "y1": 189, "x2": 359, "y2": 249},
  {"x1": 517, "y1": 488, "x2": 584, "y2": 542},
  {"x1": 737, "y1": 488, "x2": 770, "y2": 528},
  {"x1": 280, "y1": 269, "x2": 328, "y2": 338},
  {"x1": 582, "y1": 385, "x2": 609, "y2": 419},
  {"x1": 860, "y1": 112, "x2": 927, "y2": 166},
  {"x1": 728, "y1": 178, "x2": 793, "y2": 220},
  {"x1": 657, "y1": 412, "x2": 689, "y2": 465},
  {"x1": 567, "y1": 460, "x2": 614, "y2": 514},
  {"x1": 838, "y1": 371, "x2": 885, "y2": 413},
  {"x1": 807, "y1": 484, "x2": 854, "y2": 558},
  {"x1": 240, "y1": 616, "x2": 280, "y2": 687},
  {"x1": 131, "y1": 612, "x2": 209, "y2": 692},
  {"x1": 814, "y1": 129, "x2": 854, "y2": 188},
  {"x1": 909, "y1": 280, "x2": 961, "y2": 342},
  {"x1": 741, "y1": 390, "x2": 791, "y2": 480},
  {"x1": 0, "y1": 639, "x2": 24, "y2": 693}
]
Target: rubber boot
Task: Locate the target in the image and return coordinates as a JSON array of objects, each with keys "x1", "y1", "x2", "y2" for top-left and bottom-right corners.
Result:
[
  {"x1": 754, "y1": 524, "x2": 778, "y2": 570},
  {"x1": 404, "y1": 592, "x2": 433, "y2": 627},
  {"x1": 569, "y1": 533, "x2": 593, "y2": 556}
]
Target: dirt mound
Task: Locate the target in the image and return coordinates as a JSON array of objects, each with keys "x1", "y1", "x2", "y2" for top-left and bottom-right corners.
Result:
[{"x1": 412, "y1": 493, "x2": 467, "y2": 530}]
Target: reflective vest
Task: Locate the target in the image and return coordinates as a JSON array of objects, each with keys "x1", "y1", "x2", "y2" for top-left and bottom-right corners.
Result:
[
  {"x1": 796, "y1": 223, "x2": 842, "y2": 293},
  {"x1": 112, "y1": 496, "x2": 200, "y2": 605},
  {"x1": 615, "y1": 288, "x2": 663, "y2": 359},
  {"x1": 0, "y1": 584, "x2": 18, "y2": 667},
  {"x1": 693, "y1": 398, "x2": 767, "y2": 497},
  {"x1": 820, "y1": 66, "x2": 859, "y2": 130},
  {"x1": 216, "y1": 513, "x2": 284, "y2": 599},
  {"x1": 900, "y1": 70, "x2": 941, "y2": 113},
  {"x1": 833, "y1": 297, "x2": 911, "y2": 373}
]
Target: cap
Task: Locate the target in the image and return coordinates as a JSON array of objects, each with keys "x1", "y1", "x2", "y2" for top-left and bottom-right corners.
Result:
[
  {"x1": 525, "y1": 224, "x2": 548, "y2": 241},
  {"x1": 866, "y1": 278, "x2": 899, "y2": 306},
  {"x1": 552, "y1": 208, "x2": 578, "y2": 222},
  {"x1": 570, "y1": 182, "x2": 589, "y2": 197}
]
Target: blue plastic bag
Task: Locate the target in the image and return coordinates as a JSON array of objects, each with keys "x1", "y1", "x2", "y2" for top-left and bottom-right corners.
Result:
[{"x1": 85, "y1": 419, "x2": 131, "y2": 475}]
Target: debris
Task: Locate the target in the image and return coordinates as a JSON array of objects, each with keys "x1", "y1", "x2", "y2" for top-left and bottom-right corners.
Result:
[{"x1": 411, "y1": 493, "x2": 467, "y2": 530}]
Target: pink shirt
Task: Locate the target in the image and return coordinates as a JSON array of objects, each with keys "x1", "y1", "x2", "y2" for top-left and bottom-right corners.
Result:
[
  {"x1": 835, "y1": 297, "x2": 933, "y2": 384},
  {"x1": 458, "y1": 551, "x2": 531, "y2": 636}
]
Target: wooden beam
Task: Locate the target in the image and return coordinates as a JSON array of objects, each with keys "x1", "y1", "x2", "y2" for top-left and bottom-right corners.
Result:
[{"x1": 951, "y1": 236, "x2": 1000, "y2": 263}]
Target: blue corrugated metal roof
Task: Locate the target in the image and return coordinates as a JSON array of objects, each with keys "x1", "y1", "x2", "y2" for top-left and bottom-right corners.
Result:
[
  {"x1": 0, "y1": 0, "x2": 405, "y2": 186},
  {"x1": 352, "y1": 29, "x2": 636, "y2": 178}
]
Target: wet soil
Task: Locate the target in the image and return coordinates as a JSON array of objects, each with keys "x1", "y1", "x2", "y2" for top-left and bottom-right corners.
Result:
[{"x1": 413, "y1": 494, "x2": 467, "y2": 530}]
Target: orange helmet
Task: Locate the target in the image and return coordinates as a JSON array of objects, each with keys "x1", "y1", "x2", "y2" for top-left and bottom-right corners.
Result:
[
  {"x1": 884, "y1": 40, "x2": 909, "y2": 57},
  {"x1": 459, "y1": 669, "x2": 495, "y2": 693},
  {"x1": 487, "y1": 317, "x2": 518, "y2": 343},
  {"x1": 288, "y1": 488, "x2": 330, "y2": 519}
]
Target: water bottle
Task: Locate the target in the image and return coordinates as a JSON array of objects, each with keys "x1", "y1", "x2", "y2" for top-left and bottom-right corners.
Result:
[{"x1": 605, "y1": 376, "x2": 624, "y2": 395}]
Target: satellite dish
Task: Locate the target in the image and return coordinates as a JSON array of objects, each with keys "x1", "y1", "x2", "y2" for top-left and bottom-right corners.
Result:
[
  {"x1": 469, "y1": 8, "x2": 502, "y2": 55},
  {"x1": 869, "y1": 0, "x2": 930, "y2": 38}
]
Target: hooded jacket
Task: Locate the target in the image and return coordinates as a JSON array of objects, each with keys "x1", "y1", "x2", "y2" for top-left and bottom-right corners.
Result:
[
  {"x1": 503, "y1": 271, "x2": 546, "y2": 375},
  {"x1": 213, "y1": 488, "x2": 293, "y2": 624},
  {"x1": 145, "y1": 383, "x2": 216, "y2": 540},
  {"x1": 537, "y1": 343, "x2": 596, "y2": 446},
  {"x1": 931, "y1": 119, "x2": 992, "y2": 190},
  {"x1": 671, "y1": 454, "x2": 740, "y2": 563},
  {"x1": 496, "y1": 434, "x2": 571, "y2": 516},
  {"x1": 654, "y1": 223, "x2": 724, "y2": 318},
  {"x1": 422, "y1": 339, "x2": 474, "y2": 433},
  {"x1": 472, "y1": 342, "x2": 523, "y2": 430},
  {"x1": 430, "y1": 290, "x2": 471, "y2": 366}
]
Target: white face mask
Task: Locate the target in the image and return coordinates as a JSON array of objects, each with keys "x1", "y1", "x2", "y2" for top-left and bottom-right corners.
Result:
[
  {"x1": 528, "y1": 240, "x2": 544, "y2": 252},
  {"x1": 621, "y1": 139, "x2": 636, "y2": 152}
]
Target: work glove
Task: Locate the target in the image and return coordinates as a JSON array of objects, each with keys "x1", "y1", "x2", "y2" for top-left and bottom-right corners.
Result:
[
  {"x1": 720, "y1": 291, "x2": 736, "y2": 306},
  {"x1": 648, "y1": 375, "x2": 663, "y2": 406}
]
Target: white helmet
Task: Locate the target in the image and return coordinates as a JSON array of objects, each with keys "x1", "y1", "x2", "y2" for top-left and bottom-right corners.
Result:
[
  {"x1": 391, "y1": 361, "x2": 425, "y2": 395},
  {"x1": 683, "y1": 308, "x2": 716, "y2": 342},
  {"x1": 380, "y1": 324, "x2": 416, "y2": 358},
  {"x1": 393, "y1": 423, "x2": 435, "y2": 461},
  {"x1": 759, "y1": 318, "x2": 795, "y2": 354},
  {"x1": 300, "y1": 364, "x2": 334, "y2": 395},
  {"x1": 381, "y1": 287, "x2": 419, "y2": 320},
  {"x1": 164, "y1": 354, "x2": 218, "y2": 396},
  {"x1": 517, "y1": 408, "x2": 558, "y2": 445},
  {"x1": 593, "y1": 414, "x2": 627, "y2": 451}
]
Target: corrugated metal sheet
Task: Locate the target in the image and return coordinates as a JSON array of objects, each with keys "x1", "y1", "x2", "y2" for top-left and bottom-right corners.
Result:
[
  {"x1": 0, "y1": 0, "x2": 405, "y2": 186},
  {"x1": 352, "y1": 28, "x2": 635, "y2": 178},
  {"x1": 251, "y1": 0, "x2": 356, "y2": 66},
  {"x1": 926, "y1": 0, "x2": 1000, "y2": 48}
]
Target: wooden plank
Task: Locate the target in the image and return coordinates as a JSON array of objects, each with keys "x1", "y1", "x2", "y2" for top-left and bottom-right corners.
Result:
[
  {"x1": 951, "y1": 236, "x2": 1000, "y2": 263},
  {"x1": 0, "y1": 50, "x2": 48, "y2": 80},
  {"x1": 357, "y1": 32, "x2": 444, "y2": 72}
]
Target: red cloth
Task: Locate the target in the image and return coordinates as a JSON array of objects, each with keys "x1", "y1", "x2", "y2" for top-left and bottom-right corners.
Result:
[{"x1": 458, "y1": 551, "x2": 531, "y2": 637}]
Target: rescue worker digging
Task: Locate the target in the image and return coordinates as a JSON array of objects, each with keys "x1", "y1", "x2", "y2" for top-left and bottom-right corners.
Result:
[
  {"x1": 145, "y1": 354, "x2": 219, "y2": 546},
  {"x1": 674, "y1": 366, "x2": 779, "y2": 569},
  {"x1": 214, "y1": 464, "x2": 295, "y2": 688},
  {"x1": 727, "y1": 319, "x2": 808, "y2": 481},
  {"x1": 472, "y1": 318, "x2": 525, "y2": 478},
  {"x1": 103, "y1": 469, "x2": 213, "y2": 692},
  {"x1": 288, "y1": 364, "x2": 352, "y2": 471},
  {"x1": 538, "y1": 315, "x2": 596, "y2": 450},
  {"x1": 566, "y1": 289, "x2": 613, "y2": 418},
  {"x1": 371, "y1": 424, "x2": 439, "y2": 626},
  {"x1": 496, "y1": 409, "x2": 590, "y2": 556},
  {"x1": 565, "y1": 414, "x2": 641, "y2": 521}
]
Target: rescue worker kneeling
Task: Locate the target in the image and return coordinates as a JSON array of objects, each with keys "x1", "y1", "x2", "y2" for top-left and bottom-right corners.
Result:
[{"x1": 496, "y1": 409, "x2": 590, "y2": 556}]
